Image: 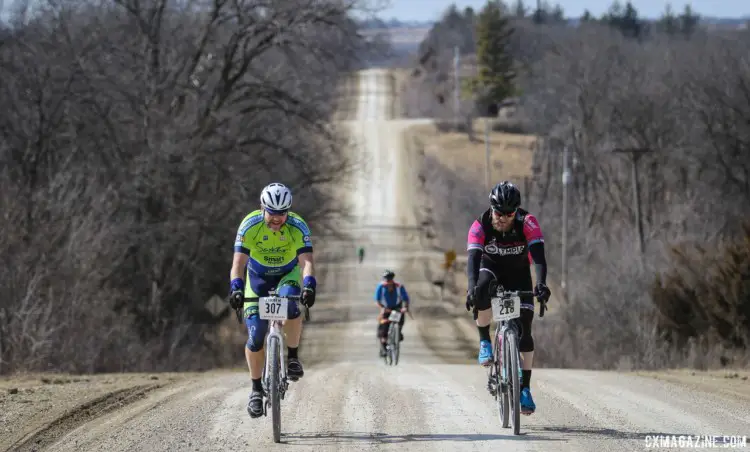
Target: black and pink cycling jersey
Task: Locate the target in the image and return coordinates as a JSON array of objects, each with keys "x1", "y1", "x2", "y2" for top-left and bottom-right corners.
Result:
[{"x1": 466, "y1": 207, "x2": 544, "y2": 268}]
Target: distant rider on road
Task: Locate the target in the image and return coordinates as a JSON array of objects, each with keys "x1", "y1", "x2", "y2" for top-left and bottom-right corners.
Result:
[
  {"x1": 464, "y1": 181, "x2": 551, "y2": 415},
  {"x1": 374, "y1": 269, "x2": 410, "y2": 357},
  {"x1": 228, "y1": 182, "x2": 317, "y2": 419}
]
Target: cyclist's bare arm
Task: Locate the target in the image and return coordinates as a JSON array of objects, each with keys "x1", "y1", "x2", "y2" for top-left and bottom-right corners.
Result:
[
  {"x1": 231, "y1": 252, "x2": 249, "y2": 281},
  {"x1": 298, "y1": 251, "x2": 315, "y2": 280}
]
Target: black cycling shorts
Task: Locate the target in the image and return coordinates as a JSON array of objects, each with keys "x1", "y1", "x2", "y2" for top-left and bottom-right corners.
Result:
[{"x1": 474, "y1": 260, "x2": 535, "y2": 352}]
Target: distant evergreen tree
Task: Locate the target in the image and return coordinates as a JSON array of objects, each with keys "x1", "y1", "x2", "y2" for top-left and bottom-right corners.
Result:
[
  {"x1": 469, "y1": 0, "x2": 517, "y2": 113},
  {"x1": 602, "y1": 0, "x2": 642, "y2": 39},
  {"x1": 512, "y1": 0, "x2": 528, "y2": 18},
  {"x1": 580, "y1": 9, "x2": 594, "y2": 23},
  {"x1": 656, "y1": 3, "x2": 679, "y2": 35},
  {"x1": 679, "y1": 4, "x2": 700, "y2": 37}
]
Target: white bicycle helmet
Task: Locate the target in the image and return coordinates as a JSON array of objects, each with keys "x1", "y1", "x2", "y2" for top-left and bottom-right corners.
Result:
[{"x1": 260, "y1": 182, "x2": 293, "y2": 211}]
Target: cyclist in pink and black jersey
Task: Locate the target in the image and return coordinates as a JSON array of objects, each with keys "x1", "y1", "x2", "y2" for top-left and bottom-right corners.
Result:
[{"x1": 465, "y1": 181, "x2": 551, "y2": 416}]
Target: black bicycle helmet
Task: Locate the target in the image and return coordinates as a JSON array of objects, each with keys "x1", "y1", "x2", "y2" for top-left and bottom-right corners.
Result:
[
  {"x1": 382, "y1": 269, "x2": 395, "y2": 281},
  {"x1": 489, "y1": 181, "x2": 521, "y2": 212}
]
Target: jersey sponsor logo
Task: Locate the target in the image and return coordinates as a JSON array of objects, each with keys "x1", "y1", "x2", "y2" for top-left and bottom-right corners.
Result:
[
  {"x1": 235, "y1": 233, "x2": 243, "y2": 242},
  {"x1": 484, "y1": 244, "x2": 526, "y2": 256},
  {"x1": 254, "y1": 242, "x2": 287, "y2": 254},
  {"x1": 263, "y1": 255, "x2": 284, "y2": 265}
]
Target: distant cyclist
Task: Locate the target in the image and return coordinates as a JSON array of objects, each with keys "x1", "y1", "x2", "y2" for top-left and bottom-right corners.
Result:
[
  {"x1": 374, "y1": 269, "x2": 410, "y2": 357},
  {"x1": 227, "y1": 182, "x2": 317, "y2": 419},
  {"x1": 464, "y1": 181, "x2": 551, "y2": 416},
  {"x1": 357, "y1": 246, "x2": 365, "y2": 263}
]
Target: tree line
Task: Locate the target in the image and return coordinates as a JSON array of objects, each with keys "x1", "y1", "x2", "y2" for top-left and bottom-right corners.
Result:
[
  {"x1": 403, "y1": 1, "x2": 750, "y2": 369},
  {"x1": 0, "y1": 0, "x2": 381, "y2": 374}
]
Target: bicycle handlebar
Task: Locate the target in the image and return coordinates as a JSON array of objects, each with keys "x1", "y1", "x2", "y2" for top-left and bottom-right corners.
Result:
[
  {"x1": 243, "y1": 295, "x2": 302, "y2": 302},
  {"x1": 232, "y1": 294, "x2": 303, "y2": 324},
  {"x1": 494, "y1": 289, "x2": 548, "y2": 318}
]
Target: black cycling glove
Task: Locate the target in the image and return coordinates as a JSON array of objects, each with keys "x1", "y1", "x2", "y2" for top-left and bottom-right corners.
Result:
[{"x1": 534, "y1": 282, "x2": 551, "y2": 302}]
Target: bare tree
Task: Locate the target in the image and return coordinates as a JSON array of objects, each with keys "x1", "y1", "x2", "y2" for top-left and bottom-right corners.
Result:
[{"x1": 0, "y1": 0, "x2": 371, "y2": 374}]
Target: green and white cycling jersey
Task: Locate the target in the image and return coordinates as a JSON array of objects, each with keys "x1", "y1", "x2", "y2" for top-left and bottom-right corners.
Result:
[{"x1": 233, "y1": 209, "x2": 313, "y2": 280}]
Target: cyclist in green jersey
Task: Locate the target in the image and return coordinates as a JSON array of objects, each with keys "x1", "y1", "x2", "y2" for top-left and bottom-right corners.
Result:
[{"x1": 227, "y1": 182, "x2": 317, "y2": 419}]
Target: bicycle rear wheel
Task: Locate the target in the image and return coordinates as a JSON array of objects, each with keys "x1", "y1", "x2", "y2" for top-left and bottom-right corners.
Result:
[
  {"x1": 506, "y1": 328, "x2": 521, "y2": 435},
  {"x1": 268, "y1": 336, "x2": 282, "y2": 443}
]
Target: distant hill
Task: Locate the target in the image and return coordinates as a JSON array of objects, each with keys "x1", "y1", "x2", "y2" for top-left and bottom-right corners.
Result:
[{"x1": 358, "y1": 16, "x2": 749, "y2": 31}]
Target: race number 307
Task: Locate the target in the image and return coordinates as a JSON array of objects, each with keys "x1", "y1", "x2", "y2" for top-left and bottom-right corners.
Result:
[
  {"x1": 260, "y1": 297, "x2": 288, "y2": 320},
  {"x1": 265, "y1": 300, "x2": 282, "y2": 315}
]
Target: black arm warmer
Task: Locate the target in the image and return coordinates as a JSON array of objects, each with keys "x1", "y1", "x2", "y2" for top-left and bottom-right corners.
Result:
[
  {"x1": 467, "y1": 249, "x2": 482, "y2": 290},
  {"x1": 528, "y1": 242, "x2": 547, "y2": 285}
]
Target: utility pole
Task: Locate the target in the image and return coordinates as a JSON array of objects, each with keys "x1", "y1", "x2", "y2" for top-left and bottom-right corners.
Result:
[
  {"x1": 484, "y1": 116, "x2": 491, "y2": 189},
  {"x1": 612, "y1": 147, "x2": 652, "y2": 260},
  {"x1": 561, "y1": 145, "x2": 570, "y2": 299},
  {"x1": 453, "y1": 45, "x2": 460, "y2": 130}
]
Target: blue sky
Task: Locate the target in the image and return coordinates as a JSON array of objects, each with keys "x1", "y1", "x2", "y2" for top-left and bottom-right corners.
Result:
[{"x1": 373, "y1": 0, "x2": 749, "y2": 21}]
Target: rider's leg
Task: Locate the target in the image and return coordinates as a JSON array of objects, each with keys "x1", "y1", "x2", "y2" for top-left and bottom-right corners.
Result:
[
  {"x1": 398, "y1": 305, "x2": 406, "y2": 341},
  {"x1": 519, "y1": 309, "x2": 535, "y2": 387},
  {"x1": 516, "y1": 270, "x2": 536, "y2": 414},
  {"x1": 276, "y1": 269, "x2": 304, "y2": 379},
  {"x1": 246, "y1": 314, "x2": 269, "y2": 379},
  {"x1": 278, "y1": 280, "x2": 302, "y2": 348},
  {"x1": 243, "y1": 275, "x2": 276, "y2": 383},
  {"x1": 474, "y1": 267, "x2": 497, "y2": 365},
  {"x1": 245, "y1": 310, "x2": 269, "y2": 418},
  {"x1": 378, "y1": 316, "x2": 389, "y2": 355}
]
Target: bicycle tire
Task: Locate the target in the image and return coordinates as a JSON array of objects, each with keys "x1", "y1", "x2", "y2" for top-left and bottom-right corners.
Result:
[
  {"x1": 506, "y1": 328, "x2": 521, "y2": 435},
  {"x1": 383, "y1": 325, "x2": 393, "y2": 366},
  {"x1": 303, "y1": 305, "x2": 310, "y2": 322},
  {"x1": 494, "y1": 329, "x2": 509, "y2": 428},
  {"x1": 391, "y1": 324, "x2": 400, "y2": 366},
  {"x1": 268, "y1": 336, "x2": 282, "y2": 443}
]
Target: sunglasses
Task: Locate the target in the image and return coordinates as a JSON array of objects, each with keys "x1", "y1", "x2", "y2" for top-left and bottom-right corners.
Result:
[
  {"x1": 265, "y1": 208, "x2": 288, "y2": 216},
  {"x1": 492, "y1": 208, "x2": 516, "y2": 218}
]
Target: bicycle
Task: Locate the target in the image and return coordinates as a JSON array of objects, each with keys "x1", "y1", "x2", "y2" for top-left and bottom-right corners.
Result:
[
  {"x1": 383, "y1": 309, "x2": 403, "y2": 366},
  {"x1": 485, "y1": 285, "x2": 547, "y2": 436},
  {"x1": 234, "y1": 289, "x2": 301, "y2": 443}
]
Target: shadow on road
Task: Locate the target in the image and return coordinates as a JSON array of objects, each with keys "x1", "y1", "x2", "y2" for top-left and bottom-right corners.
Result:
[{"x1": 282, "y1": 430, "x2": 564, "y2": 445}]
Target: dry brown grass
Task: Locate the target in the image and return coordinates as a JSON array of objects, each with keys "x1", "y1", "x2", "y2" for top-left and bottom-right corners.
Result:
[{"x1": 407, "y1": 121, "x2": 537, "y2": 187}]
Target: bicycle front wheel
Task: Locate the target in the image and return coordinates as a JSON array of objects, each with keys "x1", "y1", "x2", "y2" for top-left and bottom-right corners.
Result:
[
  {"x1": 268, "y1": 336, "x2": 282, "y2": 443},
  {"x1": 494, "y1": 330, "x2": 509, "y2": 428},
  {"x1": 506, "y1": 328, "x2": 521, "y2": 435},
  {"x1": 391, "y1": 324, "x2": 400, "y2": 366}
]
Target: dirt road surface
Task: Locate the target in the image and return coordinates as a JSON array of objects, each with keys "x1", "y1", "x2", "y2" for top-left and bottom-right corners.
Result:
[{"x1": 3, "y1": 69, "x2": 749, "y2": 452}]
